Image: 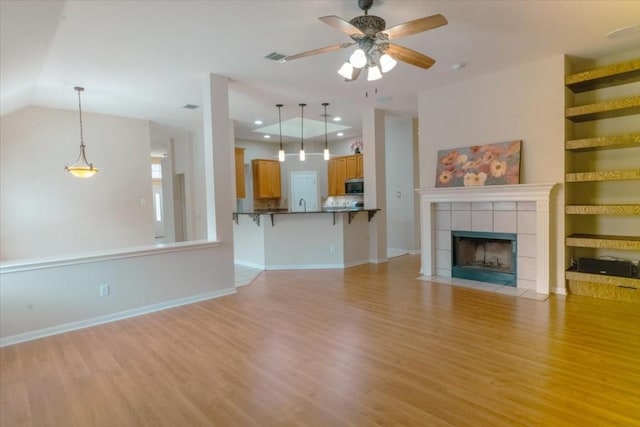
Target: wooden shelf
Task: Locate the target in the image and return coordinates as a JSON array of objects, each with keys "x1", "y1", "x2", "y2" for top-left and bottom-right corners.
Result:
[
  {"x1": 566, "y1": 205, "x2": 640, "y2": 215},
  {"x1": 566, "y1": 234, "x2": 640, "y2": 250},
  {"x1": 566, "y1": 270, "x2": 640, "y2": 289},
  {"x1": 565, "y1": 96, "x2": 640, "y2": 122},
  {"x1": 565, "y1": 59, "x2": 640, "y2": 93},
  {"x1": 565, "y1": 169, "x2": 640, "y2": 182},
  {"x1": 565, "y1": 133, "x2": 640, "y2": 151}
]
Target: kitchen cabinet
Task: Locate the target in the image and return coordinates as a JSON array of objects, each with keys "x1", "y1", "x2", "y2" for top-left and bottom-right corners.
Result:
[
  {"x1": 564, "y1": 57, "x2": 640, "y2": 302},
  {"x1": 252, "y1": 159, "x2": 281, "y2": 199},
  {"x1": 327, "y1": 154, "x2": 363, "y2": 196},
  {"x1": 235, "y1": 147, "x2": 245, "y2": 198},
  {"x1": 346, "y1": 156, "x2": 357, "y2": 179}
]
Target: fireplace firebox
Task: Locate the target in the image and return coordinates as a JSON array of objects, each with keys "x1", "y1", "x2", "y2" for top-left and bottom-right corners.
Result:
[{"x1": 451, "y1": 231, "x2": 517, "y2": 286}]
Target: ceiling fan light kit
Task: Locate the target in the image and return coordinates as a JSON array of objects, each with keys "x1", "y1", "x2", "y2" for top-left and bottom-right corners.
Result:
[{"x1": 284, "y1": 0, "x2": 447, "y2": 82}]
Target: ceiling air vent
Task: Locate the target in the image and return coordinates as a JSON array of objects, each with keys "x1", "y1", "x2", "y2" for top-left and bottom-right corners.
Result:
[
  {"x1": 264, "y1": 52, "x2": 287, "y2": 62},
  {"x1": 182, "y1": 104, "x2": 199, "y2": 110}
]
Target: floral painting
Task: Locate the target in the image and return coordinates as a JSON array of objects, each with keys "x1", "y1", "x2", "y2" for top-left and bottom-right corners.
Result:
[{"x1": 435, "y1": 140, "x2": 522, "y2": 187}]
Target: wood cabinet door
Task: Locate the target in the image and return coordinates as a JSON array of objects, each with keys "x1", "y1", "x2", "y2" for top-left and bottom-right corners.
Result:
[
  {"x1": 335, "y1": 158, "x2": 347, "y2": 195},
  {"x1": 328, "y1": 158, "x2": 337, "y2": 196},
  {"x1": 267, "y1": 160, "x2": 281, "y2": 198},
  {"x1": 356, "y1": 154, "x2": 364, "y2": 178},
  {"x1": 346, "y1": 155, "x2": 358, "y2": 179},
  {"x1": 235, "y1": 148, "x2": 245, "y2": 198}
]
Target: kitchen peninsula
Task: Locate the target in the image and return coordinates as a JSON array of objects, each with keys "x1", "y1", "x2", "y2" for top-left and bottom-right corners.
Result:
[{"x1": 233, "y1": 208, "x2": 379, "y2": 270}]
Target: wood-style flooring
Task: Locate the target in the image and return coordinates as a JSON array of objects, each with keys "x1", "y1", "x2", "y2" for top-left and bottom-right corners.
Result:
[{"x1": 1, "y1": 255, "x2": 639, "y2": 426}]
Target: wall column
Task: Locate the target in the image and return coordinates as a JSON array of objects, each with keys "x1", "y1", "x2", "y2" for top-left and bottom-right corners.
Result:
[
  {"x1": 202, "y1": 73, "x2": 234, "y2": 244},
  {"x1": 363, "y1": 108, "x2": 387, "y2": 263}
]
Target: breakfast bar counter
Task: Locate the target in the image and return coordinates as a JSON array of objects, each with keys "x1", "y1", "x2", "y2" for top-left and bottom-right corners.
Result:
[{"x1": 233, "y1": 209, "x2": 380, "y2": 270}]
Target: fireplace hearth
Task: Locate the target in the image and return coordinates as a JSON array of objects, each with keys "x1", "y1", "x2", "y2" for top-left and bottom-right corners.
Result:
[{"x1": 452, "y1": 231, "x2": 517, "y2": 286}]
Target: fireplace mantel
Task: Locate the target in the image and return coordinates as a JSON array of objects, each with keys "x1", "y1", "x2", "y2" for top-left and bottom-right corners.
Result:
[
  {"x1": 416, "y1": 183, "x2": 556, "y2": 203},
  {"x1": 416, "y1": 183, "x2": 558, "y2": 295}
]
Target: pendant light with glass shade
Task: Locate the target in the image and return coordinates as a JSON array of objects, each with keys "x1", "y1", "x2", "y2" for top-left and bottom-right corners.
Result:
[
  {"x1": 322, "y1": 102, "x2": 330, "y2": 160},
  {"x1": 65, "y1": 87, "x2": 99, "y2": 178},
  {"x1": 299, "y1": 103, "x2": 306, "y2": 161},
  {"x1": 276, "y1": 104, "x2": 285, "y2": 162}
]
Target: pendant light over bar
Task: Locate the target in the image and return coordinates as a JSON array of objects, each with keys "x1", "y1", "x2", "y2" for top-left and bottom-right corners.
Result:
[
  {"x1": 65, "y1": 87, "x2": 99, "y2": 178},
  {"x1": 299, "y1": 103, "x2": 306, "y2": 161},
  {"x1": 322, "y1": 102, "x2": 330, "y2": 160},
  {"x1": 276, "y1": 103, "x2": 285, "y2": 162}
]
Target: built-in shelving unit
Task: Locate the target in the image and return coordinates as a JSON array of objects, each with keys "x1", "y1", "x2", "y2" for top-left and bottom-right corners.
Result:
[
  {"x1": 565, "y1": 234, "x2": 640, "y2": 251},
  {"x1": 565, "y1": 133, "x2": 640, "y2": 151},
  {"x1": 565, "y1": 205, "x2": 640, "y2": 215},
  {"x1": 565, "y1": 169, "x2": 640, "y2": 182},
  {"x1": 564, "y1": 57, "x2": 640, "y2": 302},
  {"x1": 565, "y1": 96, "x2": 640, "y2": 122},
  {"x1": 565, "y1": 59, "x2": 640, "y2": 92}
]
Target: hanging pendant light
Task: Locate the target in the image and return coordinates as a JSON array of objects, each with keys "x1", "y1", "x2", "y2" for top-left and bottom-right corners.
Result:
[
  {"x1": 276, "y1": 103, "x2": 285, "y2": 162},
  {"x1": 65, "y1": 86, "x2": 99, "y2": 178},
  {"x1": 299, "y1": 103, "x2": 306, "y2": 161},
  {"x1": 322, "y1": 102, "x2": 330, "y2": 161}
]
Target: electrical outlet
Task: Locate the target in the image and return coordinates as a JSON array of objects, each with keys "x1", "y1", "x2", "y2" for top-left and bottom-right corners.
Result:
[
  {"x1": 329, "y1": 244, "x2": 336, "y2": 253},
  {"x1": 99, "y1": 284, "x2": 109, "y2": 297}
]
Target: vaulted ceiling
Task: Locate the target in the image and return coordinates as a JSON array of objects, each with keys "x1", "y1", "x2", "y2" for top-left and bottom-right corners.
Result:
[{"x1": 1, "y1": 1, "x2": 639, "y2": 143}]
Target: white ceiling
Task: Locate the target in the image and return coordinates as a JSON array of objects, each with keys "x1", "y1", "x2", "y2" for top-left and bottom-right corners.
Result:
[{"x1": 1, "y1": 0, "x2": 639, "y2": 145}]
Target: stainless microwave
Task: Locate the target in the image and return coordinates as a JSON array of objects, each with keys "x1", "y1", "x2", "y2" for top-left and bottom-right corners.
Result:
[{"x1": 345, "y1": 178, "x2": 364, "y2": 194}]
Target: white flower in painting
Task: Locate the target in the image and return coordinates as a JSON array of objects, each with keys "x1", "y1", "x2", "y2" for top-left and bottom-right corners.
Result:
[
  {"x1": 463, "y1": 172, "x2": 487, "y2": 186},
  {"x1": 456, "y1": 154, "x2": 469, "y2": 164},
  {"x1": 490, "y1": 159, "x2": 507, "y2": 178}
]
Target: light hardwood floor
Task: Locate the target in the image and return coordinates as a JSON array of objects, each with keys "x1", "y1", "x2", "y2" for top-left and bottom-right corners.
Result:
[{"x1": 1, "y1": 255, "x2": 639, "y2": 426}]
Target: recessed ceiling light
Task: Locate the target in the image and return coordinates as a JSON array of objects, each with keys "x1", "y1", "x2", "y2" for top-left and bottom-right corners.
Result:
[
  {"x1": 606, "y1": 25, "x2": 640, "y2": 39},
  {"x1": 452, "y1": 62, "x2": 466, "y2": 70},
  {"x1": 333, "y1": 117, "x2": 342, "y2": 122},
  {"x1": 263, "y1": 135, "x2": 271, "y2": 139},
  {"x1": 337, "y1": 132, "x2": 344, "y2": 137},
  {"x1": 254, "y1": 120, "x2": 263, "y2": 125}
]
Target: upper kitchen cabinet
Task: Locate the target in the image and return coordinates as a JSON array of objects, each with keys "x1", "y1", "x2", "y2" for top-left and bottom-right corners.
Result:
[
  {"x1": 252, "y1": 159, "x2": 281, "y2": 199},
  {"x1": 328, "y1": 154, "x2": 363, "y2": 196},
  {"x1": 235, "y1": 147, "x2": 245, "y2": 199}
]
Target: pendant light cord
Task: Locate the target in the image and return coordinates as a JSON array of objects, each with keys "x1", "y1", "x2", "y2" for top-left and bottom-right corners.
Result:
[
  {"x1": 322, "y1": 102, "x2": 329, "y2": 149},
  {"x1": 277, "y1": 104, "x2": 283, "y2": 151},
  {"x1": 75, "y1": 87, "x2": 85, "y2": 148},
  {"x1": 299, "y1": 103, "x2": 306, "y2": 150}
]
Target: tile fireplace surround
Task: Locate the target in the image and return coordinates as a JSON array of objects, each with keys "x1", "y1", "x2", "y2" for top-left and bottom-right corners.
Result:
[{"x1": 416, "y1": 183, "x2": 557, "y2": 295}]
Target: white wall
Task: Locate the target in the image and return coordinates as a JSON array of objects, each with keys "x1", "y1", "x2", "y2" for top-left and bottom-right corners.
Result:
[
  {"x1": 385, "y1": 114, "x2": 416, "y2": 252},
  {"x1": 0, "y1": 106, "x2": 154, "y2": 261},
  {"x1": 149, "y1": 123, "x2": 197, "y2": 243},
  {"x1": 418, "y1": 54, "x2": 566, "y2": 288},
  {"x1": 0, "y1": 243, "x2": 235, "y2": 345}
]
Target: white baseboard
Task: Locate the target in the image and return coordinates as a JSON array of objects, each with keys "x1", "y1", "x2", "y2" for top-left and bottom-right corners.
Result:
[
  {"x1": 233, "y1": 260, "x2": 265, "y2": 270},
  {"x1": 552, "y1": 286, "x2": 568, "y2": 295},
  {"x1": 265, "y1": 263, "x2": 345, "y2": 270},
  {"x1": 0, "y1": 287, "x2": 236, "y2": 348},
  {"x1": 409, "y1": 249, "x2": 421, "y2": 255},
  {"x1": 369, "y1": 258, "x2": 388, "y2": 264}
]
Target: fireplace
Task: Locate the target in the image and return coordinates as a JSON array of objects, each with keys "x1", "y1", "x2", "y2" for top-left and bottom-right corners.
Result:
[{"x1": 451, "y1": 231, "x2": 517, "y2": 286}]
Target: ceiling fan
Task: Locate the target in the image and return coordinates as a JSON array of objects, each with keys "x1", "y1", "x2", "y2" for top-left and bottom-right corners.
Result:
[{"x1": 283, "y1": 0, "x2": 448, "y2": 81}]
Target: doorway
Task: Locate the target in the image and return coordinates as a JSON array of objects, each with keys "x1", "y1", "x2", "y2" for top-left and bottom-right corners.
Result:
[{"x1": 290, "y1": 171, "x2": 318, "y2": 212}]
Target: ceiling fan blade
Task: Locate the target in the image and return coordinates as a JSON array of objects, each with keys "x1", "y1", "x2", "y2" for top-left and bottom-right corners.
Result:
[
  {"x1": 285, "y1": 42, "x2": 355, "y2": 61},
  {"x1": 386, "y1": 44, "x2": 435, "y2": 69},
  {"x1": 345, "y1": 67, "x2": 362, "y2": 82},
  {"x1": 319, "y1": 15, "x2": 364, "y2": 38},
  {"x1": 382, "y1": 14, "x2": 448, "y2": 40}
]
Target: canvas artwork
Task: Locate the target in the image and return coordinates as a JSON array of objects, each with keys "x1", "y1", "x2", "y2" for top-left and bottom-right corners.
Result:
[{"x1": 435, "y1": 140, "x2": 522, "y2": 187}]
